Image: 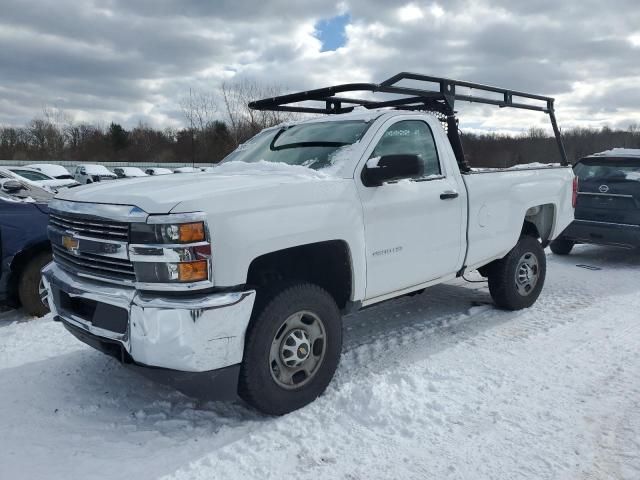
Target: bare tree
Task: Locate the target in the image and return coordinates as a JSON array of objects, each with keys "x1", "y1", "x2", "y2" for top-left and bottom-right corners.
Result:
[
  {"x1": 180, "y1": 89, "x2": 218, "y2": 132},
  {"x1": 221, "y1": 79, "x2": 298, "y2": 145}
]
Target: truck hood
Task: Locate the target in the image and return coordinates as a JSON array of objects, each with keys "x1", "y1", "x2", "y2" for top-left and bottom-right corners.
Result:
[{"x1": 55, "y1": 168, "x2": 343, "y2": 214}]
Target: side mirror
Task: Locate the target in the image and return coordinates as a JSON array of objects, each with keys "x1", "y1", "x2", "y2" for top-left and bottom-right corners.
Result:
[
  {"x1": 362, "y1": 154, "x2": 423, "y2": 187},
  {"x1": 1, "y1": 179, "x2": 25, "y2": 193}
]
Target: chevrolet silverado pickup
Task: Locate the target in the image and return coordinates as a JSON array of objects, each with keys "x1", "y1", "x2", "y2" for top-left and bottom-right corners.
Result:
[{"x1": 42, "y1": 73, "x2": 575, "y2": 415}]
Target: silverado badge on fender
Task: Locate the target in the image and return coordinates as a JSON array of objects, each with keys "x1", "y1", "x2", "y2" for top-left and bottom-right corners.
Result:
[{"x1": 61, "y1": 235, "x2": 79, "y2": 252}]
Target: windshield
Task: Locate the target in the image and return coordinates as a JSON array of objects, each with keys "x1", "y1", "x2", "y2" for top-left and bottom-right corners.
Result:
[
  {"x1": 28, "y1": 165, "x2": 71, "y2": 178},
  {"x1": 10, "y1": 169, "x2": 51, "y2": 181},
  {"x1": 221, "y1": 120, "x2": 372, "y2": 171},
  {"x1": 574, "y1": 159, "x2": 640, "y2": 182}
]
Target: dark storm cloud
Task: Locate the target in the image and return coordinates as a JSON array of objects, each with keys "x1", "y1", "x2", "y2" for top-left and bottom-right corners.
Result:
[{"x1": 0, "y1": 0, "x2": 638, "y2": 128}]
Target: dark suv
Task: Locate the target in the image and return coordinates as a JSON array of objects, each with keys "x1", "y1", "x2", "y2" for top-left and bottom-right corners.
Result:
[{"x1": 551, "y1": 148, "x2": 640, "y2": 254}]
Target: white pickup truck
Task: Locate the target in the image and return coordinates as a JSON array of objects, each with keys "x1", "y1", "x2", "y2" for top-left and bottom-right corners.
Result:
[{"x1": 42, "y1": 74, "x2": 575, "y2": 415}]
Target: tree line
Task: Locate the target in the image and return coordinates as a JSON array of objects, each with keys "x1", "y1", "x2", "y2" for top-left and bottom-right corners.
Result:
[
  {"x1": 1, "y1": 80, "x2": 638, "y2": 166},
  {"x1": 461, "y1": 124, "x2": 640, "y2": 167},
  {"x1": 0, "y1": 80, "x2": 295, "y2": 165}
]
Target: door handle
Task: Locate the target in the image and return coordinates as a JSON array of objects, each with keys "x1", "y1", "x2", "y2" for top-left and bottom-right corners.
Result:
[{"x1": 440, "y1": 190, "x2": 459, "y2": 200}]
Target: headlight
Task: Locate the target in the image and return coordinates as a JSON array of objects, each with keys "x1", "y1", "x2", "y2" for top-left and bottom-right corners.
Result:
[
  {"x1": 134, "y1": 259, "x2": 208, "y2": 283},
  {"x1": 129, "y1": 214, "x2": 212, "y2": 289},
  {"x1": 130, "y1": 221, "x2": 206, "y2": 244}
]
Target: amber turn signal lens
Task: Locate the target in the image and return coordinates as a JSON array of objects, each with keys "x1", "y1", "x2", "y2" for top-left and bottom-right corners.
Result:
[
  {"x1": 178, "y1": 260, "x2": 208, "y2": 282},
  {"x1": 179, "y1": 222, "x2": 205, "y2": 243}
]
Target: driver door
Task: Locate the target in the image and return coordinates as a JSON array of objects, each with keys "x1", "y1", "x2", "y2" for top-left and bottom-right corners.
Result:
[{"x1": 357, "y1": 117, "x2": 465, "y2": 300}]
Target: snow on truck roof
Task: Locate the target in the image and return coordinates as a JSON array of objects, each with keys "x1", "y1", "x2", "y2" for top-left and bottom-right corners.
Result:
[{"x1": 589, "y1": 148, "x2": 640, "y2": 159}]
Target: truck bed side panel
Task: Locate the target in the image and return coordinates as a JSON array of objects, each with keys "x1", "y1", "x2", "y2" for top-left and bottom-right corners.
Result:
[{"x1": 463, "y1": 168, "x2": 574, "y2": 269}]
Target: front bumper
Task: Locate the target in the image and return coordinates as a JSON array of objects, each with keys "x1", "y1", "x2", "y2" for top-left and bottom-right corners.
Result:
[
  {"x1": 561, "y1": 219, "x2": 640, "y2": 248},
  {"x1": 42, "y1": 263, "x2": 256, "y2": 374}
]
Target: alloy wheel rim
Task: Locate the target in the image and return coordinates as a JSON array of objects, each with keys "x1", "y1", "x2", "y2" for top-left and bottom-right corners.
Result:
[
  {"x1": 269, "y1": 310, "x2": 326, "y2": 390},
  {"x1": 38, "y1": 278, "x2": 49, "y2": 308}
]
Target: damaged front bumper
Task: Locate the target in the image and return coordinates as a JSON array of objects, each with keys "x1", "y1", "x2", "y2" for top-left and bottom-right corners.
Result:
[{"x1": 42, "y1": 263, "x2": 256, "y2": 399}]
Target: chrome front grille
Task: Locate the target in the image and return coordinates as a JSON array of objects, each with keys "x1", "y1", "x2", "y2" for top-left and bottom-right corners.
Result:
[
  {"x1": 50, "y1": 212, "x2": 129, "y2": 241},
  {"x1": 49, "y1": 208, "x2": 135, "y2": 285},
  {"x1": 52, "y1": 245, "x2": 136, "y2": 283}
]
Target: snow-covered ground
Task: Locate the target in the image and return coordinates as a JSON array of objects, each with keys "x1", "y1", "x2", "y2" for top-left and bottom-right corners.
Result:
[{"x1": 1, "y1": 245, "x2": 639, "y2": 480}]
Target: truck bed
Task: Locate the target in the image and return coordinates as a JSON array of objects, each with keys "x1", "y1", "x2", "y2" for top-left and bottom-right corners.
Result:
[{"x1": 462, "y1": 165, "x2": 574, "y2": 269}]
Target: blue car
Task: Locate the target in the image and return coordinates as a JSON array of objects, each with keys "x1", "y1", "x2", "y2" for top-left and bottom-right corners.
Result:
[{"x1": 0, "y1": 178, "x2": 53, "y2": 316}]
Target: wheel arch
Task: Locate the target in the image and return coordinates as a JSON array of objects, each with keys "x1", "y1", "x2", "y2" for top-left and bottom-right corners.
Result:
[
  {"x1": 523, "y1": 203, "x2": 556, "y2": 246},
  {"x1": 246, "y1": 240, "x2": 354, "y2": 311}
]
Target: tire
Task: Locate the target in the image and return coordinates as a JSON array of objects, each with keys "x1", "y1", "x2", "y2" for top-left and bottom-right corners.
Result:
[
  {"x1": 550, "y1": 237, "x2": 574, "y2": 255},
  {"x1": 239, "y1": 283, "x2": 342, "y2": 415},
  {"x1": 488, "y1": 236, "x2": 546, "y2": 311},
  {"x1": 18, "y1": 252, "x2": 52, "y2": 317}
]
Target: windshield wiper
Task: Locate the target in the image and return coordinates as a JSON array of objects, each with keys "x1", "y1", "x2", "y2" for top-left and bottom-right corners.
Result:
[{"x1": 270, "y1": 141, "x2": 349, "y2": 151}]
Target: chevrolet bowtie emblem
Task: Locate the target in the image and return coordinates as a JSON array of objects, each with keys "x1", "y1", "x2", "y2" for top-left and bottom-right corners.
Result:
[{"x1": 62, "y1": 235, "x2": 79, "y2": 252}]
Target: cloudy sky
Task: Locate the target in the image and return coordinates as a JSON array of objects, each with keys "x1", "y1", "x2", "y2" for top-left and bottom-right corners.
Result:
[{"x1": 1, "y1": 0, "x2": 639, "y2": 133}]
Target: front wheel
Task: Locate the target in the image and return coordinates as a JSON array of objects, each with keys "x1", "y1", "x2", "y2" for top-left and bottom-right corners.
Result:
[
  {"x1": 488, "y1": 236, "x2": 546, "y2": 311},
  {"x1": 550, "y1": 237, "x2": 574, "y2": 255},
  {"x1": 239, "y1": 283, "x2": 342, "y2": 415},
  {"x1": 18, "y1": 252, "x2": 52, "y2": 317}
]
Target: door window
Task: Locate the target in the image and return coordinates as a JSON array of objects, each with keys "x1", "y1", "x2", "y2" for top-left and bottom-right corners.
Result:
[{"x1": 370, "y1": 120, "x2": 441, "y2": 178}]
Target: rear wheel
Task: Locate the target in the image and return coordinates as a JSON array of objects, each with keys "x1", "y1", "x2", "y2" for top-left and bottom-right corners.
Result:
[
  {"x1": 488, "y1": 236, "x2": 546, "y2": 311},
  {"x1": 239, "y1": 283, "x2": 342, "y2": 415},
  {"x1": 18, "y1": 252, "x2": 52, "y2": 317},
  {"x1": 550, "y1": 237, "x2": 574, "y2": 255}
]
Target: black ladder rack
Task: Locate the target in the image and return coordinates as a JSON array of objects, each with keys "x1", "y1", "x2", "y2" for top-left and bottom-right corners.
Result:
[{"x1": 248, "y1": 72, "x2": 569, "y2": 168}]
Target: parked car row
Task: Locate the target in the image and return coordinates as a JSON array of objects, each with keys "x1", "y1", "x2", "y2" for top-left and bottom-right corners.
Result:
[
  {"x1": 1, "y1": 163, "x2": 220, "y2": 188},
  {"x1": 0, "y1": 164, "x2": 230, "y2": 191}
]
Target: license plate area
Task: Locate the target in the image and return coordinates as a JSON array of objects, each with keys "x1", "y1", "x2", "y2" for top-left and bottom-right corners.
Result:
[{"x1": 57, "y1": 288, "x2": 128, "y2": 334}]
